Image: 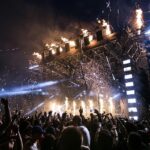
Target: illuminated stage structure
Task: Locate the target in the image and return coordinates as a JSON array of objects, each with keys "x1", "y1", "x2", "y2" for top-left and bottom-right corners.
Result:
[{"x1": 29, "y1": 7, "x2": 150, "y2": 120}]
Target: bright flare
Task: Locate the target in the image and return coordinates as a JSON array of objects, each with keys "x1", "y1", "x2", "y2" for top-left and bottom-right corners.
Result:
[
  {"x1": 89, "y1": 100, "x2": 94, "y2": 110},
  {"x1": 89, "y1": 35, "x2": 94, "y2": 42},
  {"x1": 101, "y1": 20, "x2": 112, "y2": 36},
  {"x1": 99, "y1": 98, "x2": 103, "y2": 114},
  {"x1": 73, "y1": 101, "x2": 76, "y2": 115},
  {"x1": 135, "y1": 8, "x2": 143, "y2": 30},
  {"x1": 33, "y1": 52, "x2": 42, "y2": 60},
  {"x1": 81, "y1": 100, "x2": 86, "y2": 114},
  {"x1": 65, "y1": 97, "x2": 69, "y2": 111},
  {"x1": 109, "y1": 97, "x2": 113, "y2": 113},
  {"x1": 81, "y1": 29, "x2": 89, "y2": 37},
  {"x1": 61, "y1": 37, "x2": 69, "y2": 43}
]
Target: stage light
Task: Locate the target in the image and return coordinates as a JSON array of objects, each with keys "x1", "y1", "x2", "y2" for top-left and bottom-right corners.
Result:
[
  {"x1": 129, "y1": 116, "x2": 138, "y2": 121},
  {"x1": 89, "y1": 100, "x2": 94, "y2": 110},
  {"x1": 135, "y1": 8, "x2": 143, "y2": 30},
  {"x1": 109, "y1": 97, "x2": 113, "y2": 113},
  {"x1": 126, "y1": 90, "x2": 135, "y2": 95},
  {"x1": 73, "y1": 101, "x2": 76, "y2": 115},
  {"x1": 81, "y1": 29, "x2": 88, "y2": 37},
  {"x1": 59, "y1": 47, "x2": 63, "y2": 52},
  {"x1": 88, "y1": 35, "x2": 94, "y2": 42},
  {"x1": 125, "y1": 82, "x2": 134, "y2": 87},
  {"x1": 99, "y1": 98, "x2": 103, "y2": 114},
  {"x1": 33, "y1": 52, "x2": 42, "y2": 60},
  {"x1": 0, "y1": 89, "x2": 43, "y2": 97},
  {"x1": 51, "y1": 49, "x2": 56, "y2": 55},
  {"x1": 128, "y1": 107, "x2": 137, "y2": 112},
  {"x1": 123, "y1": 59, "x2": 131, "y2": 65},
  {"x1": 128, "y1": 98, "x2": 136, "y2": 103},
  {"x1": 69, "y1": 40, "x2": 76, "y2": 47},
  {"x1": 124, "y1": 67, "x2": 132, "y2": 72},
  {"x1": 124, "y1": 74, "x2": 133, "y2": 79},
  {"x1": 65, "y1": 97, "x2": 69, "y2": 111},
  {"x1": 81, "y1": 100, "x2": 86, "y2": 114}
]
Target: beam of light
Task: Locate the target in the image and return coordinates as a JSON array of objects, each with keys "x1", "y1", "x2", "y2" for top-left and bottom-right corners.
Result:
[
  {"x1": 29, "y1": 65, "x2": 39, "y2": 70},
  {"x1": 89, "y1": 100, "x2": 94, "y2": 111},
  {"x1": 25, "y1": 102, "x2": 44, "y2": 116},
  {"x1": 109, "y1": 97, "x2": 113, "y2": 114},
  {"x1": 12, "y1": 80, "x2": 60, "y2": 92},
  {"x1": 73, "y1": 101, "x2": 76, "y2": 115},
  {"x1": 81, "y1": 100, "x2": 86, "y2": 115},
  {"x1": 65, "y1": 97, "x2": 69, "y2": 111},
  {"x1": 112, "y1": 93, "x2": 120, "y2": 99},
  {"x1": 106, "y1": 56, "x2": 116, "y2": 80},
  {"x1": 0, "y1": 89, "x2": 42, "y2": 97},
  {"x1": 0, "y1": 80, "x2": 62, "y2": 97},
  {"x1": 145, "y1": 29, "x2": 150, "y2": 35},
  {"x1": 99, "y1": 97, "x2": 103, "y2": 114},
  {"x1": 33, "y1": 52, "x2": 42, "y2": 60}
]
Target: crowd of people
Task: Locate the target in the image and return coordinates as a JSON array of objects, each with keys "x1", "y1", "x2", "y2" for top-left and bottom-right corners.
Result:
[{"x1": 0, "y1": 98, "x2": 150, "y2": 150}]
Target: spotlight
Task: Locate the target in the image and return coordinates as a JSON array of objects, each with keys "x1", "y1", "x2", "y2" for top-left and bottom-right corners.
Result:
[
  {"x1": 124, "y1": 67, "x2": 132, "y2": 72},
  {"x1": 126, "y1": 90, "x2": 135, "y2": 95},
  {"x1": 128, "y1": 98, "x2": 136, "y2": 103},
  {"x1": 128, "y1": 107, "x2": 138, "y2": 112},
  {"x1": 123, "y1": 59, "x2": 131, "y2": 65},
  {"x1": 129, "y1": 116, "x2": 138, "y2": 121},
  {"x1": 125, "y1": 82, "x2": 134, "y2": 87},
  {"x1": 124, "y1": 74, "x2": 133, "y2": 79}
]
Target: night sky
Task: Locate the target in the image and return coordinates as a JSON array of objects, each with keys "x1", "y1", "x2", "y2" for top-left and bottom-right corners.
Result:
[{"x1": 0, "y1": 0, "x2": 149, "y2": 88}]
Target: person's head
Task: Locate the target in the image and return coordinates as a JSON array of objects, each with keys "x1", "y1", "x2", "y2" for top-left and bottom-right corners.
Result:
[
  {"x1": 96, "y1": 129, "x2": 113, "y2": 150},
  {"x1": 73, "y1": 115, "x2": 82, "y2": 126},
  {"x1": 58, "y1": 126, "x2": 83, "y2": 150},
  {"x1": 32, "y1": 125, "x2": 44, "y2": 140},
  {"x1": 127, "y1": 132, "x2": 142, "y2": 150}
]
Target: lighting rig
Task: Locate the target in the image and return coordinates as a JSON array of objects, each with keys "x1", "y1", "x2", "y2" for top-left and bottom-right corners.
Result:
[{"x1": 29, "y1": 6, "x2": 150, "y2": 119}]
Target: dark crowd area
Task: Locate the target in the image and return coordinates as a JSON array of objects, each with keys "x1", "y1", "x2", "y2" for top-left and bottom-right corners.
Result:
[{"x1": 0, "y1": 98, "x2": 150, "y2": 150}]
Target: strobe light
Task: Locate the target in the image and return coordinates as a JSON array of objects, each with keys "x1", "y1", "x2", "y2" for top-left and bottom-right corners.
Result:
[{"x1": 123, "y1": 58, "x2": 138, "y2": 120}]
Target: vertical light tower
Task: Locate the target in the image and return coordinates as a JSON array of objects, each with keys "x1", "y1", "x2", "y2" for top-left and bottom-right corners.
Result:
[{"x1": 123, "y1": 59, "x2": 138, "y2": 120}]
